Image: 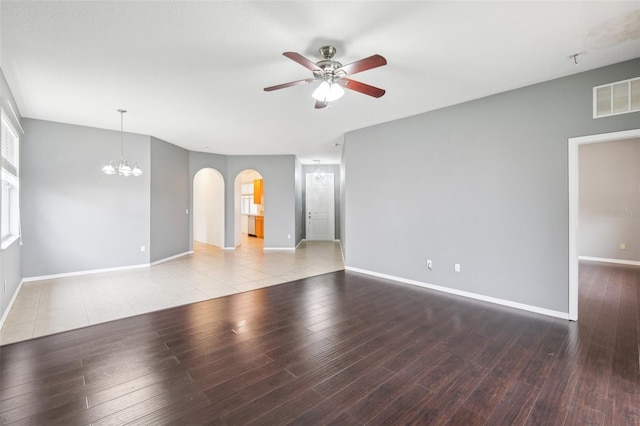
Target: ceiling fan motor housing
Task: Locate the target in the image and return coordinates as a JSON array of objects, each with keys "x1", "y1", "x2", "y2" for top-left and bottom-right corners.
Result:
[
  {"x1": 318, "y1": 46, "x2": 337, "y2": 59},
  {"x1": 314, "y1": 46, "x2": 343, "y2": 82}
]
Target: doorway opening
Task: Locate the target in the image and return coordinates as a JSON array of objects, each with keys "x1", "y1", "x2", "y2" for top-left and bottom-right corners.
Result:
[
  {"x1": 193, "y1": 168, "x2": 225, "y2": 251},
  {"x1": 234, "y1": 169, "x2": 264, "y2": 248},
  {"x1": 568, "y1": 128, "x2": 640, "y2": 321},
  {"x1": 306, "y1": 172, "x2": 335, "y2": 241}
]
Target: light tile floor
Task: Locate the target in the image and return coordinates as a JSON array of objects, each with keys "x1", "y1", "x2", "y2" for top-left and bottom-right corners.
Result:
[{"x1": 0, "y1": 236, "x2": 345, "y2": 345}]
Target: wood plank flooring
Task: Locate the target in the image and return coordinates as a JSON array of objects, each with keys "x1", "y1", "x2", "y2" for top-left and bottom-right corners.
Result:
[{"x1": 1, "y1": 262, "x2": 638, "y2": 425}]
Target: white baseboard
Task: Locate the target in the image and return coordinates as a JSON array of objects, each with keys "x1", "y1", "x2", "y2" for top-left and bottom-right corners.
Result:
[
  {"x1": 0, "y1": 279, "x2": 25, "y2": 330},
  {"x1": 578, "y1": 256, "x2": 640, "y2": 267},
  {"x1": 150, "y1": 251, "x2": 193, "y2": 266},
  {"x1": 24, "y1": 263, "x2": 151, "y2": 282},
  {"x1": 345, "y1": 266, "x2": 569, "y2": 320},
  {"x1": 24, "y1": 251, "x2": 201, "y2": 283},
  {"x1": 223, "y1": 247, "x2": 236, "y2": 251}
]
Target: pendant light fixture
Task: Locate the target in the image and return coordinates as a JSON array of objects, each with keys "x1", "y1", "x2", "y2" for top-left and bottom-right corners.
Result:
[
  {"x1": 102, "y1": 109, "x2": 142, "y2": 177},
  {"x1": 313, "y1": 159, "x2": 325, "y2": 182}
]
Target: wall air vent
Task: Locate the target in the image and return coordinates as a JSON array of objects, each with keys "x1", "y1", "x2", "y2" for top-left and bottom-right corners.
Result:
[{"x1": 593, "y1": 77, "x2": 640, "y2": 118}]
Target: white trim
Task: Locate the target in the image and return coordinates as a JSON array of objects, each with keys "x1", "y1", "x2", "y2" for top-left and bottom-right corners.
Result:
[
  {"x1": 0, "y1": 279, "x2": 24, "y2": 330},
  {"x1": 578, "y1": 256, "x2": 640, "y2": 267},
  {"x1": 150, "y1": 251, "x2": 192, "y2": 266},
  {"x1": 223, "y1": 246, "x2": 236, "y2": 251},
  {"x1": 568, "y1": 128, "x2": 640, "y2": 322},
  {"x1": 295, "y1": 239, "x2": 303, "y2": 249},
  {"x1": 23, "y1": 263, "x2": 150, "y2": 282},
  {"x1": 0, "y1": 98, "x2": 24, "y2": 135},
  {"x1": 345, "y1": 266, "x2": 570, "y2": 320},
  {"x1": 569, "y1": 129, "x2": 640, "y2": 145},
  {"x1": 1, "y1": 234, "x2": 20, "y2": 251},
  {"x1": 263, "y1": 246, "x2": 296, "y2": 251},
  {"x1": 24, "y1": 250, "x2": 199, "y2": 281}
]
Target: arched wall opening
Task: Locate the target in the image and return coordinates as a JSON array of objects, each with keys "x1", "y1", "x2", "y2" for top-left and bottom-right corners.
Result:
[
  {"x1": 234, "y1": 169, "x2": 264, "y2": 247},
  {"x1": 193, "y1": 168, "x2": 225, "y2": 249}
]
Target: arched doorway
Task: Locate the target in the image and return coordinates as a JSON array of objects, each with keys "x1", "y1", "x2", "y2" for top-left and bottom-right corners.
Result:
[
  {"x1": 234, "y1": 169, "x2": 264, "y2": 247},
  {"x1": 193, "y1": 168, "x2": 225, "y2": 249}
]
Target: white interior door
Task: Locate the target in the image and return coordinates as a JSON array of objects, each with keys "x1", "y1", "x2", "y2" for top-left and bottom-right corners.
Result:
[{"x1": 306, "y1": 173, "x2": 335, "y2": 241}]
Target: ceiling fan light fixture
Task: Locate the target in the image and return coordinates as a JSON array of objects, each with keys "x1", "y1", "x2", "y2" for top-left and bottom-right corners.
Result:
[
  {"x1": 312, "y1": 81, "x2": 344, "y2": 102},
  {"x1": 264, "y1": 46, "x2": 386, "y2": 108}
]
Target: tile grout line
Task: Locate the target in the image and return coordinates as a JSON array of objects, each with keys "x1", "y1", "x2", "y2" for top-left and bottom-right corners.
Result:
[{"x1": 30, "y1": 283, "x2": 44, "y2": 339}]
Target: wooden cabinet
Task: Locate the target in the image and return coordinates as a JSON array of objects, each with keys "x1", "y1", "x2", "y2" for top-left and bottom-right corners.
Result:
[
  {"x1": 255, "y1": 216, "x2": 264, "y2": 239},
  {"x1": 253, "y1": 179, "x2": 263, "y2": 205}
]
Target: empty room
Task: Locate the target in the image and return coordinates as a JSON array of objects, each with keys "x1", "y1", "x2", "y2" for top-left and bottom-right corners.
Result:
[{"x1": 1, "y1": 1, "x2": 639, "y2": 424}]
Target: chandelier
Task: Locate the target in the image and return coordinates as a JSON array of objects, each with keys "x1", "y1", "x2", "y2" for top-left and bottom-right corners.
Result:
[{"x1": 102, "y1": 109, "x2": 142, "y2": 177}]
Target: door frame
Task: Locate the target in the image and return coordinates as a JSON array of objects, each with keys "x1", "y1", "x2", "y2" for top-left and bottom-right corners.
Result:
[
  {"x1": 305, "y1": 172, "x2": 335, "y2": 241},
  {"x1": 568, "y1": 128, "x2": 640, "y2": 321}
]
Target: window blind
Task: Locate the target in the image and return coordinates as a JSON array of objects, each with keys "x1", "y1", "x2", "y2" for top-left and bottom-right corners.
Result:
[{"x1": 1, "y1": 110, "x2": 19, "y2": 176}]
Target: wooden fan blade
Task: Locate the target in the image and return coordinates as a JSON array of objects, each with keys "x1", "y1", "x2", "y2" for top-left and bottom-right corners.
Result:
[
  {"x1": 336, "y1": 54, "x2": 387, "y2": 75},
  {"x1": 264, "y1": 78, "x2": 316, "y2": 92},
  {"x1": 283, "y1": 52, "x2": 322, "y2": 72},
  {"x1": 341, "y1": 78, "x2": 386, "y2": 98},
  {"x1": 315, "y1": 100, "x2": 328, "y2": 109}
]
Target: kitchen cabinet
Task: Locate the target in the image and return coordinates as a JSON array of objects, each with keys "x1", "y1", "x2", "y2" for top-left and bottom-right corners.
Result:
[
  {"x1": 253, "y1": 179, "x2": 263, "y2": 205},
  {"x1": 248, "y1": 215, "x2": 256, "y2": 237},
  {"x1": 255, "y1": 216, "x2": 264, "y2": 239}
]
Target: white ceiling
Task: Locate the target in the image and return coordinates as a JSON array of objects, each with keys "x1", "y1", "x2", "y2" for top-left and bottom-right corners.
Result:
[{"x1": 1, "y1": 1, "x2": 639, "y2": 164}]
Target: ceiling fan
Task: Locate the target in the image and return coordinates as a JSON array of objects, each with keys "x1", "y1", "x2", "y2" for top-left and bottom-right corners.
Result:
[{"x1": 264, "y1": 46, "x2": 387, "y2": 109}]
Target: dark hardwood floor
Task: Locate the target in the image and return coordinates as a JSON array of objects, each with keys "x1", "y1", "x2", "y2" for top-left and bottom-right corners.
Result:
[{"x1": 1, "y1": 262, "x2": 638, "y2": 425}]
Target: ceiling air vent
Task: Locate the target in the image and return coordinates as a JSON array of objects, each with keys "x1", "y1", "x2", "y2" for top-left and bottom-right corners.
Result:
[{"x1": 593, "y1": 77, "x2": 640, "y2": 118}]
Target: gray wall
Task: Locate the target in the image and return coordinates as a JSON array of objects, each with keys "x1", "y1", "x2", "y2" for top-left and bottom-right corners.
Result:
[
  {"x1": 228, "y1": 155, "x2": 297, "y2": 249},
  {"x1": 579, "y1": 139, "x2": 640, "y2": 262},
  {"x1": 21, "y1": 119, "x2": 151, "y2": 277},
  {"x1": 343, "y1": 58, "x2": 640, "y2": 314},
  {"x1": 150, "y1": 137, "x2": 190, "y2": 262},
  {"x1": 301, "y1": 164, "x2": 341, "y2": 240},
  {"x1": 0, "y1": 68, "x2": 23, "y2": 321},
  {"x1": 294, "y1": 158, "x2": 303, "y2": 245},
  {"x1": 189, "y1": 152, "x2": 298, "y2": 249}
]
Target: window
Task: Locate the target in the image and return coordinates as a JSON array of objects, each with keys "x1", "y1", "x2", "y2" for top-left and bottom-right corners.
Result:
[
  {"x1": 1, "y1": 106, "x2": 21, "y2": 247},
  {"x1": 240, "y1": 183, "x2": 259, "y2": 215},
  {"x1": 593, "y1": 77, "x2": 640, "y2": 118}
]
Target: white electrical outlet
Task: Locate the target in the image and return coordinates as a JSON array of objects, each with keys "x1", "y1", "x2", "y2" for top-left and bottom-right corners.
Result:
[
  {"x1": 620, "y1": 243, "x2": 627, "y2": 250},
  {"x1": 186, "y1": 209, "x2": 189, "y2": 215},
  {"x1": 140, "y1": 245, "x2": 146, "y2": 252},
  {"x1": 427, "y1": 259, "x2": 433, "y2": 270},
  {"x1": 454, "y1": 264, "x2": 461, "y2": 272},
  {"x1": 3, "y1": 280, "x2": 6, "y2": 292},
  {"x1": 287, "y1": 234, "x2": 291, "y2": 239}
]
